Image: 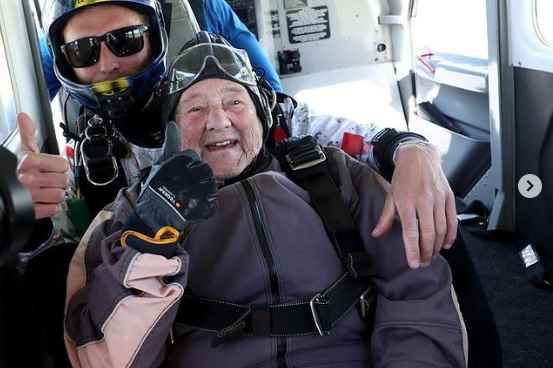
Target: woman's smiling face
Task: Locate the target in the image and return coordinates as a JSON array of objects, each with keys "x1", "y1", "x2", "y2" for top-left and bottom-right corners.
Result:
[{"x1": 175, "y1": 78, "x2": 263, "y2": 180}]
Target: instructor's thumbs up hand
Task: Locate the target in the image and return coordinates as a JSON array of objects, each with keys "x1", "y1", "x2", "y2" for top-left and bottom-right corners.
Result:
[{"x1": 17, "y1": 113, "x2": 70, "y2": 219}]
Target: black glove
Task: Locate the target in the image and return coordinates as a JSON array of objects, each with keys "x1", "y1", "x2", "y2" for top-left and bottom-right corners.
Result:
[
  {"x1": 121, "y1": 122, "x2": 217, "y2": 256},
  {"x1": 135, "y1": 149, "x2": 217, "y2": 232}
]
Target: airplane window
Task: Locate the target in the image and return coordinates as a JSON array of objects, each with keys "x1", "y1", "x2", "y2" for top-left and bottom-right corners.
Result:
[
  {"x1": 412, "y1": 0, "x2": 488, "y2": 60},
  {"x1": 535, "y1": 0, "x2": 553, "y2": 47},
  {"x1": 0, "y1": 29, "x2": 17, "y2": 145},
  {"x1": 411, "y1": 0, "x2": 490, "y2": 141}
]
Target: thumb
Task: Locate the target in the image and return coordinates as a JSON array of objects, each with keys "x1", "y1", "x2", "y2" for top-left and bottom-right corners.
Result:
[
  {"x1": 372, "y1": 192, "x2": 396, "y2": 237},
  {"x1": 17, "y1": 112, "x2": 39, "y2": 154}
]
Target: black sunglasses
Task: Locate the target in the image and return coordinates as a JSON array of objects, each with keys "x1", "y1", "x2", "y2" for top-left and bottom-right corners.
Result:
[{"x1": 60, "y1": 24, "x2": 150, "y2": 68}]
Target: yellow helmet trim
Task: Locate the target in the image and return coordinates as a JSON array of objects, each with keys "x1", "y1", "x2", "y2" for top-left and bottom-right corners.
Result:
[
  {"x1": 91, "y1": 78, "x2": 130, "y2": 96},
  {"x1": 75, "y1": 0, "x2": 111, "y2": 8}
]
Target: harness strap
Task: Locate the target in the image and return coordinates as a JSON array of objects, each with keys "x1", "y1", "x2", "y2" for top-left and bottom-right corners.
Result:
[
  {"x1": 175, "y1": 273, "x2": 375, "y2": 347},
  {"x1": 275, "y1": 136, "x2": 372, "y2": 278}
]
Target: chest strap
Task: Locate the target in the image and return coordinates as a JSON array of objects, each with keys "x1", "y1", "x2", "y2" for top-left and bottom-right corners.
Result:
[
  {"x1": 274, "y1": 136, "x2": 372, "y2": 279},
  {"x1": 176, "y1": 273, "x2": 375, "y2": 347}
]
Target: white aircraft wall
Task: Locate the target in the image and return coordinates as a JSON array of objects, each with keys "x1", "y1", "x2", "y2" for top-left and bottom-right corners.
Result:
[{"x1": 256, "y1": 0, "x2": 407, "y2": 130}]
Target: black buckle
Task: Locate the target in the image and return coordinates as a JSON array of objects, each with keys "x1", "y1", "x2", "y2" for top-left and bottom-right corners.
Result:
[
  {"x1": 345, "y1": 251, "x2": 373, "y2": 279},
  {"x1": 285, "y1": 144, "x2": 326, "y2": 171},
  {"x1": 359, "y1": 285, "x2": 375, "y2": 318},
  {"x1": 276, "y1": 136, "x2": 327, "y2": 171},
  {"x1": 309, "y1": 293, "x2": 330, "y2": 336}
]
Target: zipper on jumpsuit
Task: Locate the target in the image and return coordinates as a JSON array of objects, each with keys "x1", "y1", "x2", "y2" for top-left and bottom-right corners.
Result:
[{"x1": 241, "y1": 179, "x2": 288, "y2": 368}]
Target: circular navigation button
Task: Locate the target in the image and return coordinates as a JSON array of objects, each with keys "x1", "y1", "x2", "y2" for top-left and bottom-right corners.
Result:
[{"x1": 518, "y1": 174, "x2": 542, "y2": 199}]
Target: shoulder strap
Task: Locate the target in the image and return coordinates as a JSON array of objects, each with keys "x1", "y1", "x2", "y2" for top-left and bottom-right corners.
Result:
[{"x1": 274, "y1": 136, "x2": 373, "y2": 279}]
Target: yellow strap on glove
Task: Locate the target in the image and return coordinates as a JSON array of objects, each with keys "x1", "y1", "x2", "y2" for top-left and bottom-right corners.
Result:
[{"x1": 120, "y1": 226, "x2": 180, "y2": 248}]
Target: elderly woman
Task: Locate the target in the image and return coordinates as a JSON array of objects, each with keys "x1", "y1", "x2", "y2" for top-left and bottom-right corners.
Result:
[{"x1": 63, "y1": 33, "x2": 467, "y2": 368}]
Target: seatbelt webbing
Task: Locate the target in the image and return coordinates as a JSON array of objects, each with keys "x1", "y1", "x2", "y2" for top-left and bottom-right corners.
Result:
[{"x1": 175, "y1": 273, "x2": 374, "y2": 346}]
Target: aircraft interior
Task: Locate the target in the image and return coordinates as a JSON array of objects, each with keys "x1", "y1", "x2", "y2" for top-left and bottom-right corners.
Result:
[{"x1": 0, "y1": 0, "x2": 553, "y2": 367}]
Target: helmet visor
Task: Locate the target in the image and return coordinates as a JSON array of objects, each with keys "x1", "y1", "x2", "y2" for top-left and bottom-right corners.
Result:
[{"x1": 160, "y1": 43, "x2": 257, "y2": 96}]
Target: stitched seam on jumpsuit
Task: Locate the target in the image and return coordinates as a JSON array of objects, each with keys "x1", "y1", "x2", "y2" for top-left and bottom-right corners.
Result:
[
  {"x1": 118, "y1": 247, "x2": 137, "y2": 283},
  {"x1": 293, "y1": 358, "x2": 371, "y2": 368},
  {"x1": 83, "y1": 210, "x2": 114, "y2": 290},
  {"x1": 380, "y1": 358, "x2": 451, "y2": 368},
  {"x1": 250, "y1": 178, "x2": 283, "y2": 295},
  {"x1": 250, "y1": 177, "x2": 288, "y2": 363},
  {"x1": 122, "y1": 252, "x2": 143, "y2": 289},
  {"x1": 450, "y1": 286, "x2": 469, "y2": 367},
  {"x1": 249, "y1": 177, "x2": 363, "y2": 337},
  {"x1": 248, "y1": 180, "x2": 282, "y2": 278},
  {"x1": 374, "y1": 321, "x2": 461, "y2": 330},
  {"x1": 128, "y1": 281, "x2": 185, "y2": 368},
  {"x1": 75, "y1": 252, "x2": 143, "y2": 345},
  {"x1": 168, "y1": 256, "x2": 183, "y2": 276},
  {"x1": 75, "y1": 283, "x2": 185, "y2": 368},
  {"x1": 123, "y1": 251, "x2": 183, "y2": 287},
  {"x1": 239, "y1": 183, "x2": 273, "y2": 304},
  {"x1": 239, "y1": 181, "x2": 278, "y2": 361},
  {"x1": 77, "y1": 252, "x2": 184, "y2": 364}
]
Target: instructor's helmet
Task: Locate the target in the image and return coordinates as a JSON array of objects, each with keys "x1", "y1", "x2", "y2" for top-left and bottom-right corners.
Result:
[
  {"x1": 158, "y1": 31, "x2": 276, "y2": 140},
  {"x1": 42, "y1": 0, "x2": 168, "y2": 118}
]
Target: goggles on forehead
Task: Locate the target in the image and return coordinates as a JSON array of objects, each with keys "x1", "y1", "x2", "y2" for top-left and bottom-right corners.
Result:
[
  {"x1": 159, "y1": 43, "x2": 258, "y2": 96},
  {"x1": 60, "y1": 24, "x2": 149, "y2": 68}
]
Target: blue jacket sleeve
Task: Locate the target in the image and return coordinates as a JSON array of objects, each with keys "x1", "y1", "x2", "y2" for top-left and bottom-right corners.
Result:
[
  {"x1": 203, "y1": 0, "x2": 283, "y2": 92},
  {"x1": 39, "y1": 30, "x2": 61, "y2": 100}
]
